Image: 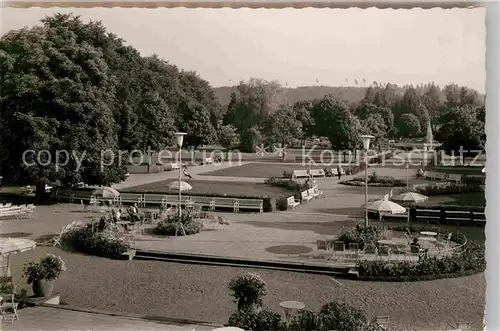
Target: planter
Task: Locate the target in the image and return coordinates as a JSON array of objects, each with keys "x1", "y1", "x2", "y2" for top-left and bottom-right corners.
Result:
[{"x1": 32, "y1": 279, "x2": 55, "y2": 297}]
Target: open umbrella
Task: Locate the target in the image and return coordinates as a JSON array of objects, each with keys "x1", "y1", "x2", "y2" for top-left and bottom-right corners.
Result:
[
  {"x1": 366, "y1": 199, "x2": 406, "y2": 214},
  {"x1": 92, "y1": 186, "x2": 120, "y2": 198},
  {"x1": 168, "y1": 180, "x2": 192, "y2": 192},
  {"x1": 391, "y1": 191, "x2": 428, "y2": 204},
  {"x1": 0, "y1": 238, "x2": 36, "y2": 277}
]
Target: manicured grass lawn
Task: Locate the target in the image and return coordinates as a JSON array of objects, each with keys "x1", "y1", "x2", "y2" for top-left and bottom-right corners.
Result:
[
  {"x1": 200, "y1": 163, "x2": 340, "y2": 178},
  {"x1": 123, "y1": 179, "x2": 291, "y2": 197},
  {"x1": 427, "y1": 192, "x2": 486, "y2": 207}
]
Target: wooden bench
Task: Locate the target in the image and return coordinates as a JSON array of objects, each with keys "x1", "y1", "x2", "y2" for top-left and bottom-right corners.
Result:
[
  {"x1": 0, "y1": 205, "x2": 25, "y2": 219},
  {"x1": 308, "y1": 187, "x2": 317, "y2": 199},
  {"x1": 213, "y1": 197, "x2": 238, "y2": 212},
  {"x1": 301, "y1": 190, "x2": 312, "y2": 203},
  {"x1": 237, "y1": 199, "x2": 264, "y2": 213},
  {"x1": 446, "y1": 174, "x2": 462, "y2": 183},
  {"x1": 415, "y1": 209, "x2": 441, "y2": 224},
  {"x1": 203, "y1": 157, "x2": 214, "y2": 165},
  {"x1": 287, "y1": 196, "x2": 300, "y2": 210},
  {"x1": 472, "y1": 211, "x2": 486, "y2": 226},
  {"x1": 292, "y1": 170, "x2": 309, "y2": 179},
  {"x1": 445, "y1": 210, "x2": 472, "y2": 225},
  {"x1": 170, "y1": 162, "x2": 180, "y2": 170},
  {"x1": 143, "y1": 194, "x2": 167, "y2": 206},
  {"x1": 331, "y1": 168, "x2": 346, "y2": 176},
  {"x1": 309, "y1": 169, "x2": 326, "y2": 177},
  {"x1": 119, "y1": 193, "x2": 144, "y2": 206},
  {"x1": 190, "y1": 196, "x2": 216, "y2": 211}
]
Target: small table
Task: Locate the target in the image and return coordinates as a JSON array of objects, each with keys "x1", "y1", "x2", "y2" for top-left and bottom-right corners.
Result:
[
  {"x1": 420, "y1": 231, "x2": 437, "y2": 237},
  {"x1": 279, "y1": 301, "x2": 305, "y2": 322}
]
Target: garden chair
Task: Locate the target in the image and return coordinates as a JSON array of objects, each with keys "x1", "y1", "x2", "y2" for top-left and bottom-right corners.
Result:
[
  {"x1": 443, "y1": 232, "x2": 452, "y2": 245},
  {"x1": 377, "y1": 245, "x2": 390, "y2": 261},
  {"x1": 392, "y1": 245, "x2": 407, "y2": 260},
  {"x1": 143, "y1": 211, "x2": 154, "y2": 224},
  {"x1": 0, "y1": 293, "x2": 19, "y2": 323}
]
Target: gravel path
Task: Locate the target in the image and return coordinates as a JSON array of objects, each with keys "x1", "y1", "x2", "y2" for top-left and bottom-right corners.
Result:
[{"x1": 11, "y1": 247, "x2": 485, "y2": 331}]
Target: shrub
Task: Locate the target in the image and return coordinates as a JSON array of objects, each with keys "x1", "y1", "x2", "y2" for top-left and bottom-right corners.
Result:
[
  {"x1": 229, "y1": 272, "x2": 268, "y2": 312},
  {"x1": 283, "y1": 170, "x2": 293, "y2": 178},
  {"x1": 357, "y1": 233, "x2": 485, "y2": 281},
  {"x1": 227, "y1": 309, "x2": 282, "y2": 331},
  {"x1": 23, "y1": 254, "x2": 67, "y2": 283},
  {"x1": 288, "y1": 309, "x2": 318, "y2": 331},
  {"x1": 414, "y1": 182, "x2": 484, "y2": 196},
  {"x1": 265, "y1": 177, "x2": 307, "y2": 192},
  {"x1": 61, "y1": 224, "x2": 130, "y2": 258},
  {"x1": 0, "y1": 277, "x2": 29, "y2": 309},
  {"x1": 276, "y1": 195, "x2": 289, "y2": 211},
  {"x1": 154, "y1": 214, "x2": 201, "y2": 236},
  {"x1": 317, "y1": 301, "x2": 373, "y2": 331},
  {"x1": 341, "y1": 174, "x2": 405, "y2": 187}
]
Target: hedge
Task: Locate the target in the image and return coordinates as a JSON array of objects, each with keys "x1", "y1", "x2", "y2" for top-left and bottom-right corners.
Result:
[
  {"x1": 357, "y1": 233, "x2": 485, "y2": 281},
  {"x1": 414, "y1": 182, "x2": 484, "y2": 196}
]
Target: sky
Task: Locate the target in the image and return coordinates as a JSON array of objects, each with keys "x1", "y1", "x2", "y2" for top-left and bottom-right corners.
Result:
[{"x1": 1, "y1": 7, "x2": 486, "y2": 92}]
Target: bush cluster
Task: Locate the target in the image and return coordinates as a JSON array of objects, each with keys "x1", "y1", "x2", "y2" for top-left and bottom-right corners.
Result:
[
  {"x1": 61, "y1": 223, "x2": 130, "y2": 258},
  {"x1": 341, "y1": 172, "x2": 405, "y2": 187},
  {"x1": 414, "y1": 182, "x2": 484, "y2": 196},
  {"x1": 265, "y1": 177, "x2": 308, "y2": 193},
  {"x1": 358, "y1": 233, "x2": 485, "y2": 281},
  {"x1": 335, "y1": 225, "x2": 381, "y2": 250},
  {"x1": 154, "y1": 214, "x2": 202, "y2": 236}
]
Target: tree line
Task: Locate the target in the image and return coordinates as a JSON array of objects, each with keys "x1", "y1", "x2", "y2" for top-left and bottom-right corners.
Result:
[{"x1": 0, "y1": 13, "x2": 485, "y2": 194}]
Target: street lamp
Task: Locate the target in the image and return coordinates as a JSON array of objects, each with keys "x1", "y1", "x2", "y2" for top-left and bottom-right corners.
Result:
[
  {"x1": 175, "y1": 132, "x2": 187, "y2": 218},
  {"x1": 360, "y1": 135, "x2": 374, "y2": 228}
]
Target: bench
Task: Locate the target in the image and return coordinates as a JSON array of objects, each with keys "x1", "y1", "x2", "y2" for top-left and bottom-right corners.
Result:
[
  {"x1": 313, "y1": 186, "x2": 324, "y2": 198},
  {"x1": 301, "y1": 190, "x2": 312, "y2": 203},
  {"x1": 473, "y1": 211, "x2": 486, "y2": 226},
  {"x1": 120, "y1": 193, "x2": 144, "y2": 206},
  {"x1": 308, "y1": 187, "x2": 318, "y2": 199},
  {"x1": 0, "y1": 205, "x2": 25, "y2": 219},
  {"x1": 292, "y1": 170, "x2": 309, "y2": 179},
  {"x1": 170, "y1": 162, "x2": 180, "y2": 170},
  {"x1": 143, "y1": 194, "x2": 168, "y2": 206},
  {"x1": 237, "y1": 199, "x2": 264, "y2": 213},
  {"x1": 445, "y1": 210, "x2": 472, "y2": 225},
  {"x1": 287, "y1": 196, "x2": 300, "y2": 210},
  {"x1": 415, "y1": 209, "x2": 441, "y2": 224},
  {"x1": 446, "y1": 174, "x2": 462, "y2": 183},
  {"x1": 309, "y1": 169, "x2": 325, "y2": 177},
  {"x1": 203, "y1": 157, "x2": 214, "y2": 165},
  {"x1": 331, "y1": 168, "x2": 346, "y2": 176},
  {"x1": 213, "y1": 197, "x2": 238, "y2": 212},
  {"x1": 190, "y1": 196, "x2": 215, "y2": 211}
]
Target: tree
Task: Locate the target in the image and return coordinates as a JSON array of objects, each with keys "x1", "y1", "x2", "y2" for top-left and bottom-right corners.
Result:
[
  {"x1": 362, "y1": 113, "x2": 387, "y2": 146},
  {"x1": 0, "y1": 19, "x2": 126, "y2": 199},
  {"x1": 218, "y1": 124, "x2": 240, "y2": 151},
  {"x1": 310, "y1": 95, "x2": 362, "y2": 150},
  {"x1": 354, "y1": 103, "x2": 394, "y2": 137},
  {"x1": 436, "y1": 105, "x2": 485, "y2": 158},
  {"x1": 263, "y1": 104, "x2": 303, "y2": 147},
  {"x1": 399, "y1": 113, "x2": 421, "y2": 138}
]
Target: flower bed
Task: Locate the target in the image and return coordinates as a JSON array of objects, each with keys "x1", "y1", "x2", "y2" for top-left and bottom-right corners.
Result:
[
  {"x1": 357, "y1": 232, "x2": 485, "y2": 281},
  {"x1": 61, "y1": 223, "x2": 130, "y2": 258},
  {"x1": 340, "y1": 172, "x2": 405, "y2": 187},
  {"x1": 153, "y1": 214, "x2": 202, "y2": 236}
]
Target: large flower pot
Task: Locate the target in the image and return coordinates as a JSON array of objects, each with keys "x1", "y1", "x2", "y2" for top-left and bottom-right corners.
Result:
[{"x1": 32, "y1": 279, "x2": 55, "y2": 297}]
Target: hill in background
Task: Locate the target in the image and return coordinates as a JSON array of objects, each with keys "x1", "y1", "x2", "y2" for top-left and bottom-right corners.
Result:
[{"x1": 213, "y1": 85, "x2": 444, "y2": 106}]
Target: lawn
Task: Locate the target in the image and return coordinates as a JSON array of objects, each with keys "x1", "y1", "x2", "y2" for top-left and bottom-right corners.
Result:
[
  {"x1": 122, "y1": 179, "x2": 291, "y2": 197},
  {"x1": 431, "y1": 166, "x2": 484, "y2": 176},
  {"x1": 200, "y1": 163, "x2": 344, "y2": 178}
]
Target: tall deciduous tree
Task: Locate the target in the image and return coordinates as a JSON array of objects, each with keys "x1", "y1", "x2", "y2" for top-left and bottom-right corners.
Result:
[{"x1": 399, "y1": 113, "x2": 421, "y2": 138}]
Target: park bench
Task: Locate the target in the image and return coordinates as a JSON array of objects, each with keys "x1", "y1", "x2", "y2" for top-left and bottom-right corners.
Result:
[
  {"x1": 434, "y1": 172, "x2": 446, "y2": 181},
  {"x1": 309, "y1": 169, "x2": 326, "y2": 177},
  {"x1": 236, "y1": 199, "x2": 263, "y2": 213},
  {"x1": 301, "y1": 190, "x2": 312, "y2": 203},
  {"x1": 415, "y1": 209, "x2": 441, "y2": 224},
  {"x1": 170, "y1": 162, "x2": 180, "y2": 170},
  {"x1": 143, "y1": 194, "x2": 168, "y2": 206},
  {"x1": 213, "y1": 197, "x2": 239, "y2": 212},
  {"x1": 308, "y1": 188, "x2": 317, "y2": 199},
  {"x1": 0, "y1": 204, "x2": 27, "y2": 219},
  {"x1": 446, "y1": 173, "x2": 462, "y2": 183},
  {"x1": 190, "y1": 196, "x2": 216, "y2": 211},
  {"x1": 331, "y1": 168, "x2": 346, "y2": 176},
  {"x1": 119, "y1": 193, "x2": 145, "y2": 206},
  {"x1": 445, "y1": 210, "x2": 472, "y2": 226},
  {"x1": 203, "y1": 157, "x2": 214, "y2": 165},
  {"x1": 292, "y1": 170, "x2": 309, "y2": 179},
  {"x1": 472, "y1": 211, "x2": 485, "y2": 226},
  {"x1": 287, "y1": 196, "x2": 300, "y2": 210}
]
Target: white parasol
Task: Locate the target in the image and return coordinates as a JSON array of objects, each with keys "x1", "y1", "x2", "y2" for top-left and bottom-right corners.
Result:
[
  {"x1": 391, "y1": 191, "x2": 428, "y2": 204},
  {"x1": 0, "y1": 238, "x2": 37, "y2": 277},
  {"x1": 366, "y1": 198, "x2": 406, "y2": 214},
  {"x1": 168, "y1": 180, "x2": 192, "y2": 192},
  {"x1": 92, "y1": 186, "x2": 121, "y2": 198}
]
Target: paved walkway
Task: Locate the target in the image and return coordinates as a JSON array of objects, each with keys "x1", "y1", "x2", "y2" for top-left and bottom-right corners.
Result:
[{"x1": 1, "y1": 306, "x2": 217, "y2": 331}]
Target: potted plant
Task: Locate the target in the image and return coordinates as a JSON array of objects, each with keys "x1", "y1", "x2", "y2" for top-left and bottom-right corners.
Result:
[{"x1": 23, "y1": 254, "x2": 66, "y2": 297}]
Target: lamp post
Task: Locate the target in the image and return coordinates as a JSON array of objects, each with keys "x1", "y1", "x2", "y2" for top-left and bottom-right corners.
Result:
[
  {"x1": 360, "y1": 135, "x2": 374, "y2": 228},
  {"x1": 405, "y1": 163, "x2": 410, "y2": 190},
  {"x1": 175, "y1": 132, "x2": 187, "y2": 218}
]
